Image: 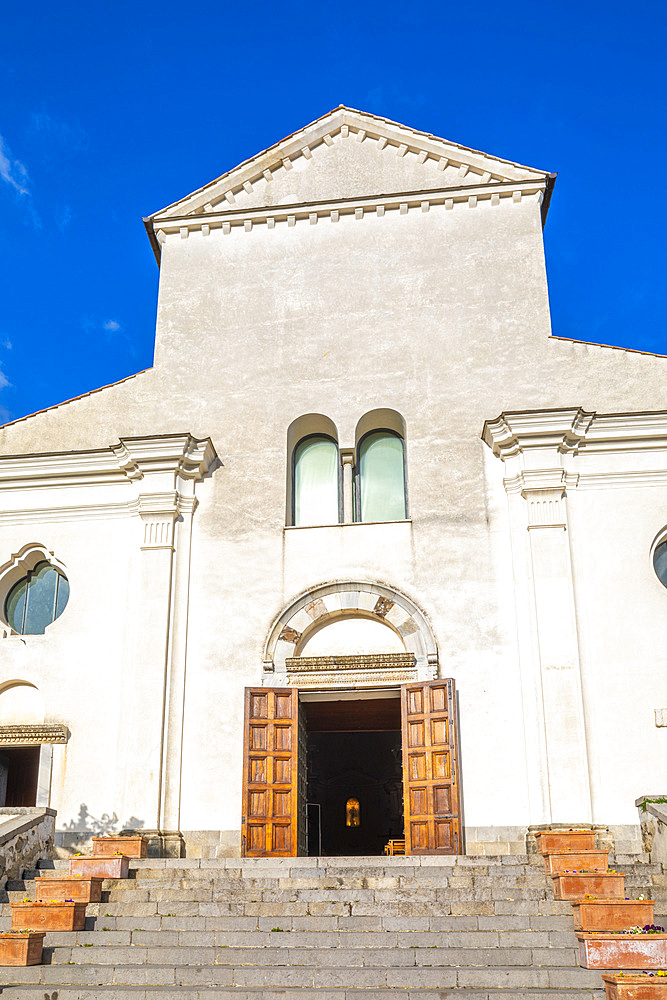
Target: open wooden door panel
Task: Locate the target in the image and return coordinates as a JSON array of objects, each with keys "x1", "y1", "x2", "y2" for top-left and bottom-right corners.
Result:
[
  {"x1": 242, "y1": 688, "x2": 300, "y2": 857},
  {"x1": 401, "y1": 679, "x2": 462, "y2": 855}
]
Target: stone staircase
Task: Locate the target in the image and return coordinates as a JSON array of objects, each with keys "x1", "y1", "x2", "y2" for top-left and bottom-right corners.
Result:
[{"x1": 0, "y1": 853, "x2": 665, "y2": 999}]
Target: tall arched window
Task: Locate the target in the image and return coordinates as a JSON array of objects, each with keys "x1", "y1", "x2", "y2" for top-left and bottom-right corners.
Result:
[
  {"x1": 358, "y1": 430, "x2": 406, "y2": 522},
  {"x1": 5, "y1": 561, "x2": 70, "y2": 635},
  {"x1": 293, "y1": 435, "x2": 340, "y2": 526}
]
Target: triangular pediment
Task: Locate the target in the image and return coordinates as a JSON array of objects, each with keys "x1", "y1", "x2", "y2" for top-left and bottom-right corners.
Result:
[{"x1": 148, "y1": 107, "x2": 552, "y2": 223}]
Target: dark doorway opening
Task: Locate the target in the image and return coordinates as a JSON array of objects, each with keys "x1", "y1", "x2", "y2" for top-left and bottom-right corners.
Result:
[
  {"x1": 0, "y1": 746, "x2": 40, "y2": 807},
  {"x1": 303, "y1": 696, "x2": 403, "y2": 856}
]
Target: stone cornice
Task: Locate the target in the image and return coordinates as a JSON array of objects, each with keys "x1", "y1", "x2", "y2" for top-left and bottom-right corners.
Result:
[
  {"x1": 152, "y1": 180, "x2": 545, "y2": 244},
  {"x1": 0, "y1": 434, "x2": 219, "y2": 491},
  {"x1": 0, "y1": 724, "x2": 69, "y2": 745},
  {"x1": 581, "y1": 413, "x2": 667, "y2": 452},
  {"x1": 149, "y1": 107, "x2": 548, "y2": 224},
  {"x1": 482, "y1": 408, "x2": 595, "y2": 461},
  {"x1": 285, "y1": 653, "x2": 416, "y2": 672},
  {"x1": 484, "y1": 408, "x2": 667, "y2": 461},
  {"x1": 483, "y1": 408, "x2": 667, "y2": 495}
]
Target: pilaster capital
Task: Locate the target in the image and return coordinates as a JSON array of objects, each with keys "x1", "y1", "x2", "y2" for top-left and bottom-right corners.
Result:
[
  {"x1": 115, "y1": 434, "x2": 219, "y2": 491},
  {"x1": 482, "y1": 408, "x2": 594, "y2": 463},
  {"x1": 483, "y1": 408, "x2": 593, "y2": 500},
  {"x1": 522, "y1": 486, "x2": 567, "y2": 529},
  {"x1": 138, "y1": 492, "x2": 179, "y2": 550}
]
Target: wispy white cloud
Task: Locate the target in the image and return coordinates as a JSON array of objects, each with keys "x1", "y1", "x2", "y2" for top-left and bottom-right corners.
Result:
[
  {"x1": 28, "y1": 111, "x2": 87, "y2": 153},
  {"x1": 81, "y1": 315, "x2": 136, "y2": 358},
  {"x1": 0, "y1": 135, "x2": 29, "y2": 195},
  {"x1": 82, "y1": 315, "x2": 125, "y2": 336},
  {"x1": 55, "y1": 204, "x2": 73, "y2": 231},
  {"x1": 0, "y1": 134, "x2": 41, "y2": 228}
]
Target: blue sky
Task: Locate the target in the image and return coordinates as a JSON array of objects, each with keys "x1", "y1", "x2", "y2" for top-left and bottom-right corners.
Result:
[{"x1": 1, "y1": 0, "x2": 665, "y2": 424}]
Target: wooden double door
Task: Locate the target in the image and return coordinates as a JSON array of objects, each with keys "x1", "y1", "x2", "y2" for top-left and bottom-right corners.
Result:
[{"x1": 241, "y1": 680, "x2": 462, "y2": 857}]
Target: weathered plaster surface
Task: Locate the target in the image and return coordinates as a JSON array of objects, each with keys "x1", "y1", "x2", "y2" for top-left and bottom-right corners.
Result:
[{"x1": 0, "y1": 114, "x2": 665, "y2": 852}]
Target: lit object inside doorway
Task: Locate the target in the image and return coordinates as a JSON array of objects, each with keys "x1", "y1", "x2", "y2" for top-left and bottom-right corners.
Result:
[{"x1": 346, "y1": 797, "x2": 360, "y2": 827}]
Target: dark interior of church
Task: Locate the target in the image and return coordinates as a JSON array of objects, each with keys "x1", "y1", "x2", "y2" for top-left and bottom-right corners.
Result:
[
  {"x1": 303, "y1": 697, "x2": 404, "y2": 856},
  {"x1": 0, "y1": 746, "x2": 40, "y2": 807}
]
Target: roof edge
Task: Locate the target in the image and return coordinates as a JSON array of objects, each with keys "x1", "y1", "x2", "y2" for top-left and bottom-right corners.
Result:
[
  {"x1": 0, "y1": 368, "x2": 153, "y2": 432},
  {"x1": 549, "y1": 335, "x2": 667, "y2": 360},
  {"x1": 145, "y1": 106, "x2": 553, "y2": 225},
  {"x1": 541, "y1": 173, "x2": 557, "y2": 226}
]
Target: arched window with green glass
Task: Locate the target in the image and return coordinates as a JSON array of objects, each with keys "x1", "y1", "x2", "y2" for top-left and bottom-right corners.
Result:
[
  {"x1": 357, "y1": 430, "x2": 407, "y2": 522},
  {"x1": 292, "y1": 435, "x2": 341, "y2": 526},
  {"x1": 5, "y1": 561, "x2": 70, "y2": 635}
]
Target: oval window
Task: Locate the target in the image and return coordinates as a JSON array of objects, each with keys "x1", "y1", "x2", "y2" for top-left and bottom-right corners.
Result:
[
  {"x1": 5, "y1": 561, "x2": 70, "y2": 635},
  {"x1": 653, "y1": 541, "x2": 667, "y2": 589}
]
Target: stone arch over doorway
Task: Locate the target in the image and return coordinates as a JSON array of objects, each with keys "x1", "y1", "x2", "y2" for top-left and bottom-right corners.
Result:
[{"x1": 263, "y1": 581, "x2": 438, "y2": 683}]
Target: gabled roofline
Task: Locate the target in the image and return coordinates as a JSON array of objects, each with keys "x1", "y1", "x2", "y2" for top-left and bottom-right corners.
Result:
[{"x1": 143, "y1": 106, "x2": 555, "y2": 264}]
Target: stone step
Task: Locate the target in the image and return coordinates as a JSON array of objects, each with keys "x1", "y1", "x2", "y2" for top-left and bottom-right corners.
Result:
[
  {"x1": 2, "y1": 891, "x2": 576, "y2": 908},
  {"x1": 9, "y1": 884, "x2": 665, "y2": 906},
  {"x1": 0, "y1": 915, "x2": 588, "y2": 935},
  {"x1": 22, "y1": 872, "x2": 565, "y2": 885},
  {"x1": 4, "y1": 852, "x2": 660, "y2": 999},
  {"x1": 34, "y1": 943, "x2": 580, "y2": 967},
  {"x1": 29, "y1": 855, "x2": 660, "y2": 874},
  {"x1": 0, "y1": 901, "x2": 579, "y2": 920},
  {"x1": 0, "y1": 962, "x2": 604, "y2": 989},
  {"x1": 0, "y1": 987, "x2": 606, "y2": 999},
  {"x1": 0, "y1": 916, "x2": 582, "y2": 935},
  {"x1": 38, "y1": 927, "x2": 580, "y2": 952}
]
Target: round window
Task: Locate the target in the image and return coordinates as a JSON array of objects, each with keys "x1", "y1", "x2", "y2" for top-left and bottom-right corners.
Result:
[
  {"x1": 653, "y1": 541, "x2": 667, "y2": 589},
  {"x1": 5, "y1": 561, "x2": 70, "y2": 635}
]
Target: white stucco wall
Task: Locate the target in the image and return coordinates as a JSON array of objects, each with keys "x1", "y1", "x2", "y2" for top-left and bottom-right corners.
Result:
[
  {"x1": 0, "y1": 490, "x2": 135, "y2": 831},
  {"x1": 0, "y1": 123, "x2": 665, "y2": 853}
]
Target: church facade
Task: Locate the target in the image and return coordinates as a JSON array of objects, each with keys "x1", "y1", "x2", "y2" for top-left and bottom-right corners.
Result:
[{"x1": 0, "y1": 107, "x2": 665, "y2": 858}]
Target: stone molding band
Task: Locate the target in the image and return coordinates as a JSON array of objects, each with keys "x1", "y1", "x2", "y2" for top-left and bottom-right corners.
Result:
[{"x1": 0, "y1": 724, "x2": 70, "y2": 745}]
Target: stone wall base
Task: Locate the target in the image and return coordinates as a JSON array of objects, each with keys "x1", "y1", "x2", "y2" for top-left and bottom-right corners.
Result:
[
  {"x1": 54, "y1": 828, "x2": 185, "y2": 858},
  {"x1": 54, "y1": 823, "x2": 646, "y2": 859}
]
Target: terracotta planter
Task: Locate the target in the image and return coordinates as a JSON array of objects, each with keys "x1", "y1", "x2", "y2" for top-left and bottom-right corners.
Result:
[
  {"x1": 552, "y1": 872, "x2": 625, "y2": 900},
  {"x1": 34, "y1": 876, "x2": 103, "y2": 903},
  {"x1": 69, "y1": 855, "x2": 130, "y2": 879},
  {"x1": 11, "y1": 901, "x2": 87, "y2": 932},
  {"x1": 92, "y1": 835, "x2": 147, "y2": 859},
  {"x1": 602, "y1": 973, "x2": 667, "y2": 999},
  {"x1": 572, "y1": 899, "x2": 655, "y2": 932},
  {"x1": 0, "y1": 932, "x2": 45, "y2": 966},
  {"x1": 544, "y1": 849, "x2": 609, "y2": 875},
  {"x1": 534, "y1": 829, "x2": 596, "y2": 855},
  {"x1": 578, "y1": 932, "x2": 667, "y2": 969}
]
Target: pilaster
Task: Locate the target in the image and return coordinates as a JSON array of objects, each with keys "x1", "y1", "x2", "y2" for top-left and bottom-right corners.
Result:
[
  {"x1": 483, "y1": 410, "x2": 593, "y2": 824},
  {"x1": 113, "y1": 435, "x2": 218, "y2": 833}
]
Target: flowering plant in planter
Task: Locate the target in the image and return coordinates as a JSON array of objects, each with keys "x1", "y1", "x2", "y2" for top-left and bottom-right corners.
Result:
[
  {"x1": 571, "y1": 898, "x2": 655, "y2": 933},
  {"x1": 602, "y1": 971, "x2": 667, "y2": 998},
  {"x1": 613, "y1": 972, "x2": 667, "y2": 978},
  {"x1": 620, "y1": 926, "x2": 666, "y2": 935},
  {"x1": 11, "y1": 900, "x2": 87, "y2": 932},
  {"x1": 0, "y1": 930, "x2": 45, "y2": 967}
]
